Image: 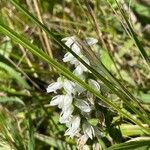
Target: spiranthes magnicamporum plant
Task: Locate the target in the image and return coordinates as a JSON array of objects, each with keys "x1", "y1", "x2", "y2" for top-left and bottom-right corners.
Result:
[
  {"x1": 0, "y1": 0, "x2": 150, "y2": 149},
  {"x1": 47, "y1": 36, "x2": 112, "y2": 148}
]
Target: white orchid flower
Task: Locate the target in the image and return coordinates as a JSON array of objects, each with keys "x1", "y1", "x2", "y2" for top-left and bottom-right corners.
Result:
[
  {"x1": 50, "y1": 94, "x2": 73, "y2": 110},
  {"x1": 88, "y1": 79, "x2": 100, "y2": 91},
  {"x1": 46, "y1": 77, "x2": 63, "y2": 93},
  {"x1": 47, "y1": 77, "x2": 75, "y2": 94},
  {"x1": 83, "y1": 123, "x2": 95, "y2": 139},
  {"x1": 47, "y1": 36, "x2": 99, "y2": 141},
  {"x1": 49, "y1": 95, "x2": 64, "y2": 107},
  {"x1": 63, "y1": 79, "x2": 75, "y2": 94},
  {"x1": 75, "y1": 99, "x2": 92, "y2": 113},
  {"x1": 61, "y1": 36, "x2": 76, "y2": 48},
  {"x1": 65, "y1": 115, "x2": 81, "y2": 138},
  {"x1": 59, "y1": 105, "x2": 74, "y2": 124},
  {"x1": 63, "y1": 43, "x2": 81, "y2": 64}
]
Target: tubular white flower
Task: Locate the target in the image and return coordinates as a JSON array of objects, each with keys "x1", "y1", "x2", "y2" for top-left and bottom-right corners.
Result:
[
  {"x1": 77, "y1": 135, "x2": 89, "y2": 150},
  {"x1": 47, "y1": 77, "x2": 75, "y2": 95},
  {"x1": 88, "y1": 79, "x2": 100, "y2": 91},
  {"x1": 83, "y1": 123, "x2": 95, "y2": 139},
  {"x1": 50, "y1": 95, "x2": 64, "y2": 107},
  {"x1": 61, "y1": 36, "x2": 76, "y2": 47},
  {"x1": 50, "y1": 94, "x2": 73, "y2": 110},
  {"x1": 62, "y1": 94, "x2": 73, "y2": 109},
  {"x1": 46, "y1": 77, "x2": 63, "y2": 93},
  {"x1": 75, "y1": 99, "x2": 92, "y2": 113},
  {"x1": 74, "y1": 84, "x2": 86, "y2": 94},
  {"x1": 71, "y1": 42, "x2": 81, "y2": 55},
  {"x1": 73, "y1": 65, "x2": 84, "y2": 76},
  {"x1": 65, "y1": 116, "x2": 81, "y2": 138},
  {"x1": 63, "y1": 79, "x2": 75, "y2": 94},
  {"x1": 59, "y1": 105, "x2": 74, "y2": 124},
  {"x1": 78, "y1": 56, "x2": 90, "y2": 72},
  {"x1": 63, "y1": 52, "x2": 74, "y2": 62},
  {"x1": 63, "y1": 44, "x2": 81, "y2": 64}
]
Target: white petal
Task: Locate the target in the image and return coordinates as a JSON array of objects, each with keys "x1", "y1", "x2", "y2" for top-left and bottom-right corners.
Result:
[
  {"x1": 50, "y1": 95, "x2": 64, "y2": 107},
  {"x1": 46, "y1": 81, "x2": 62, "y2": 93},
  {"x1": 61, "y1": 36, "x2": 71, "y2": 42},
  {"x1": 62, "y1": 36, "x2": 76, "y2": 47},
  {"x1": 73, "y1": 65, "x2": 84, "y2": 76},
  {"x1": 59, "y1": 105, "x2": 74, "y2": 124},
  {"x1": 63, "y1": 52, "x2": 79, "y2": 65},
  {"x1": 87, "y1": 92, "x2": 94, "y2": 105},
  {"x1": 75, "y1": 99, "x2": 92, "y2": 112},
  {"x1": 47, "y1": 77, "x2": 63, "y2": 93},
  {"x1": 63, "y1": 52, "x2": 74, "y2": 62},
  {"x1": 88, "y1": 79, "x2": 100, "y2": 91},
  {"x1": 63, "y1": 79, "x2": 75, "y2": 94},
  {"x1": 84, "y1": 37, "x2": 98, "y2": 46},
  {"x1": 83, "y1": 123, "x2": 95, "y2": 139},
  {"x1": 72, "y1": 43, "x2": 81, "y2": 55},
  {"x1": 62, "y1": 94, "x2": 73, "y2": 109},
  {"x1": 65, "y1": 116, "x2": 80, "y2": 138}
]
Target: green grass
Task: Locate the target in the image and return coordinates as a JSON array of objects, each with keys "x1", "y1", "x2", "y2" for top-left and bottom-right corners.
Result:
[{"x1": 0, "y1": 0, "x2": 150, "y2": 149}]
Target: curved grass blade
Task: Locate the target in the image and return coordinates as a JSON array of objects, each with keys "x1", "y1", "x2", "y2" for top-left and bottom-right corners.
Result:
[
  {"x1": 0, "y1": 23, "x2": 149, "y2": 134},
  {"x1": 0, "y1": 96, "x2": 25, "y2": 106},
  {"x1": 106, "y1": 137, "x2": 150, "y2": 150},
  {"x1": 120, "y1": 124, "x2": 148, "y2": 137}
]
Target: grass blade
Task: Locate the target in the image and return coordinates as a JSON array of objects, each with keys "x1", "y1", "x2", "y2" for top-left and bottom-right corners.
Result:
[
  {"x1": 106, "y1": 137, "x2": 150, "y2": 150},
  {"x1": 114, "y1": 0, "x2": 150, "y2": 65}
]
